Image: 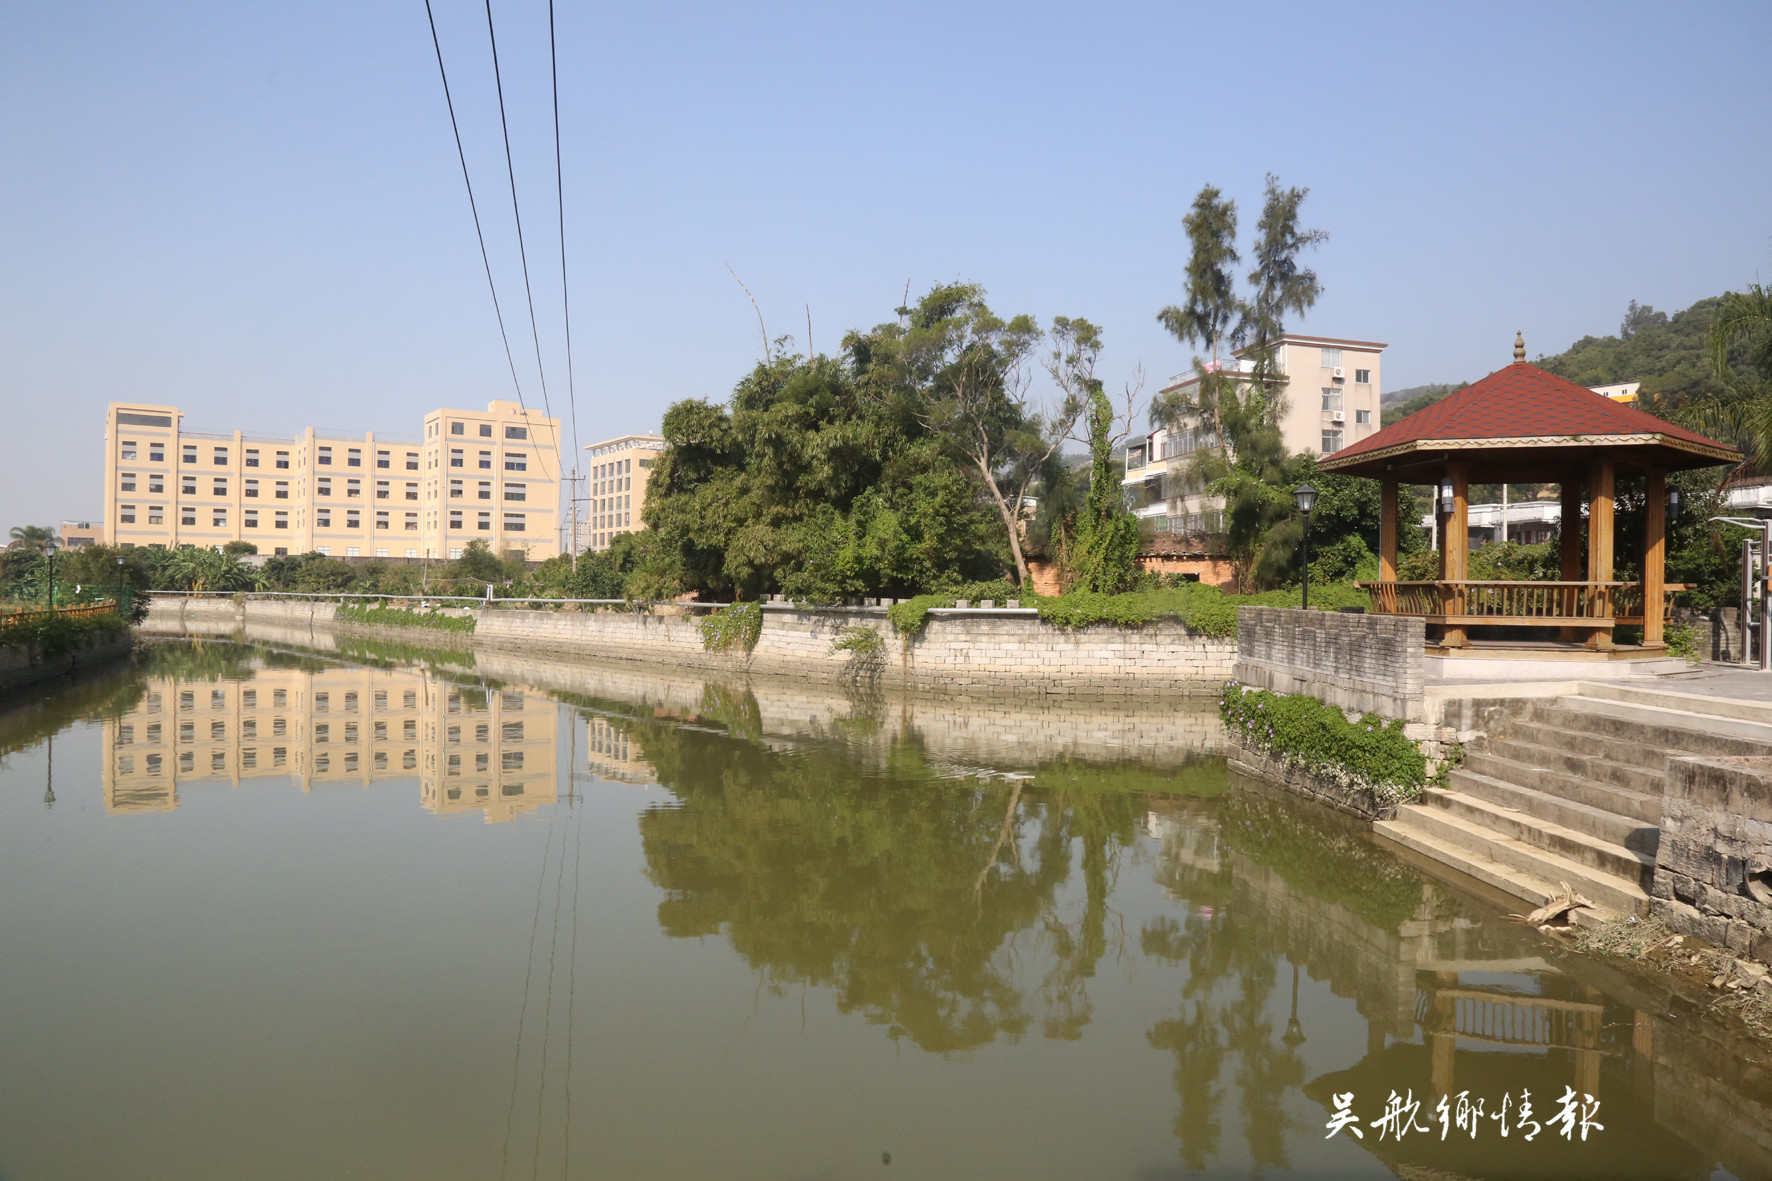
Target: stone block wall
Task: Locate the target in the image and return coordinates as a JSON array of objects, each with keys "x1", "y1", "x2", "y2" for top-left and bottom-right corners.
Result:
[
  {"x1": 1653, "y1": 755, "x2": 1772, "y2": 962},
  {"x1": 1233, "y1": 606, "x2": 1426, "y2": 721}
]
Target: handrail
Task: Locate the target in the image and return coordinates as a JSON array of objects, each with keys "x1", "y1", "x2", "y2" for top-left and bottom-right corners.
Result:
[
  {"x1": 1359, "y1": 579, "x2": 1682, "y2": 624},
  {"x1": 139, "y1": 589, "x2": 742, "y2": 609},
  {"x1": 0, "y1": 601, "x2": 119, "y2": 630}
]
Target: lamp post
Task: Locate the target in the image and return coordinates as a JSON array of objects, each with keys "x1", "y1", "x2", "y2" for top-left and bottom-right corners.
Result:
[
  {"x1": 44, "y1": 540, "x2": 58, "y2": 609},
  {"x1": 1283, "y1": 961, "x2": 1306, "y2": 1048},
  {"x1": 1294, "y1": 484, "x2": 1317, "y2": 610}
]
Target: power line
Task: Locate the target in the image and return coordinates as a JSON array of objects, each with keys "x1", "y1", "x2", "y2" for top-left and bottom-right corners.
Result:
[
  {"x1": 548, "y1": 0, "x2": 581, "y2": 461},
  {"x1": 481, "y1": 0, "x2": 555, "y2": 431},
  {"x1": 422, "y1": 0, "x2": 527, "y2": 406}
]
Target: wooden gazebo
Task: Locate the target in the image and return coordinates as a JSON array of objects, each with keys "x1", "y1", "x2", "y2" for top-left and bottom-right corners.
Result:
[{"x1": 1318, "y1": 338, "x2": 1741, "y2": 651}]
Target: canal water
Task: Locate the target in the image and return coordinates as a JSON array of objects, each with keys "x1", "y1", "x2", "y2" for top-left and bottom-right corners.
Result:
[{"x1": 1, "y1": 637, "x2": 1768, "y2": 1180}]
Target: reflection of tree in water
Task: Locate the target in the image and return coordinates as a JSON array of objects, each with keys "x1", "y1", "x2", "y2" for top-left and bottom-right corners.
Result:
[{"x1": 632, "y1": 709, "x2": 1150, "y2": 1053}]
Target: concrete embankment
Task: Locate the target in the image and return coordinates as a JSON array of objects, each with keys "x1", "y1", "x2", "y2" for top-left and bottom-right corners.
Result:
[
  {"x1": 0, "y1": 630, "x2": 134, "y2": 696},
  {"x1": 140, "y1": 596, "x2": 1237, "y2": 696}
]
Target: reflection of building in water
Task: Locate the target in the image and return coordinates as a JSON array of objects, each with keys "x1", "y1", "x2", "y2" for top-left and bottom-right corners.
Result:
[
  {"x1": 101, "y1": 666, "x2": 560, "y2": 822},
  {"x1": 584, "y1": 716, "x2": 655, "y2": 785}
]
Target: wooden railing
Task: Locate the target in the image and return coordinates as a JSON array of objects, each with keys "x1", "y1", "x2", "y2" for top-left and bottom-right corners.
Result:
[
  {"x1": 0, "y1": 601, "x2": 119, "y2": 632},
  {"x1": 1359, "y1": 581, "x2": 1681, "y2": 626}
]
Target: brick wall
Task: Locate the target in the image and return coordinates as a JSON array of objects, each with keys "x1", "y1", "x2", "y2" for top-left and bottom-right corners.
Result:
[{"x1": 1233, "y1": 606, "x2": 1426, "y2": 720}]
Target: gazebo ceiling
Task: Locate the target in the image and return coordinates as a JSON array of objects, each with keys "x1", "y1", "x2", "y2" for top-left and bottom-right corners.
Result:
[{"x1": 1319, "y1": 361, "x2": 1741, "y2": 479}]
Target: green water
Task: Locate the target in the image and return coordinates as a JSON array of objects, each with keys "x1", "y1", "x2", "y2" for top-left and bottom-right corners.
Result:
[{"x1": 0, "y1": 639, "x2": 1765, "y2": 1180}]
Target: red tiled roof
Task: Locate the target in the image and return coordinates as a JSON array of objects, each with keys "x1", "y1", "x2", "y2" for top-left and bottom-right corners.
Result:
[{"x1": 1327, "y1": 363, "x2": 1733, "y2": 464}]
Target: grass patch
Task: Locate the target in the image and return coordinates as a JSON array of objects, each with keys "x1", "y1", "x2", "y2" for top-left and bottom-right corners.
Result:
[
  {"x1": 886, "y1": 580, "x2": 1369, "y2": 637},
  {"x1": 336, "y1": 604, "x2": 476, "y2": 634}
]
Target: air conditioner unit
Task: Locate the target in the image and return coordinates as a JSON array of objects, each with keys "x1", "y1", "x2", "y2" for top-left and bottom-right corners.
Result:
[
  {"x1": 1332, "y1": 367, "x2": 1346, "y2": 381},
  {"x1": 1331, "y1": 410, "x2": 1346, "y2": 424}
]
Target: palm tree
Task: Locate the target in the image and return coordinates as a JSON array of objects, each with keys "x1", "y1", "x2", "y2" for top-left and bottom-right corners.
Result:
[
  {"x1": 1681, "y1": 284, "x2": 1772, "y2": 474},
  {"x1": 7, "y1": 525, "x2": 58, "y2": 553}
]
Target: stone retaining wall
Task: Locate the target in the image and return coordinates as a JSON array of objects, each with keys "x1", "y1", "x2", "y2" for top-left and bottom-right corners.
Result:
[
  {"x1": 1233, "y1": 605, "x2": 1426, "y2": 720},
  {"x1": 1652, "y1": 755, "x2": 1772, "y2": 962},
  {"x1": 0, "y1": 630, "x2": 134, "y2": 696}
]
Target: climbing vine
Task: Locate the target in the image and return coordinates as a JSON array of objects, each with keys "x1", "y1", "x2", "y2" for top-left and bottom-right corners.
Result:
[{"x1": 700, "y1": 601, "x2": 763, "y2": 653}]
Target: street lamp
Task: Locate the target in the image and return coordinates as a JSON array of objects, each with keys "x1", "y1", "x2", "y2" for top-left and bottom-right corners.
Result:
[
  {"x1": 1283, "y1": 962, "x2": 1307, "y2": 1048},
  {"x1": 1294, "y1": 484, "x2": 1317, "y2": 610},
  {"x1": 1667, "y1": 487, "x2": 1683, "y2": 522},
  {"x1": 44, "y1": 540, "x2": 58, "y2": 609}
]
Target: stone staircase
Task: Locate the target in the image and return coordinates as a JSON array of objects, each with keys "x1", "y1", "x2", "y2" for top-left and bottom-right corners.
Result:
[{"x1": 1374, "y1": 682, "x2": 1772, "y2": 916}]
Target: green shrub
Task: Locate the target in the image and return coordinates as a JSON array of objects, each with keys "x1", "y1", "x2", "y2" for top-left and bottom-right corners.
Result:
[
  {"x1": 700, "y1": 601, "x2": 763, "y2": 653},
  {"x1": 336, "y1": 604, "x2": 476, "y2": 634},
  {"x1": 1219, "y1": 681, "x2": 1426, "y2": 805},
  {"x1": 1665, "y1": 621, "x2": 1700, "y2": 662},
  {"x1": 829, "y1": 624, "x2": 884, "y2": 656},
  {"x1": 0, "y1": 606, "x2": 129, "y2": 660}
]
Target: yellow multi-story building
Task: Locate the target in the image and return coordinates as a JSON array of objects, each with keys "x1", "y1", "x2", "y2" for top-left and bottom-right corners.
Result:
[
  {"x1": 99, "y1": 664, "x2": 561, "y2": 822},
  {"x1": 579, "y1": 434, "x2": 664, "y2": 553},
  {"x1": 103, "y1": 400, "x2": 562, "y2": 560},
  {"x1": 584, "y1": 715, "x2": 655, "y2": 784}
]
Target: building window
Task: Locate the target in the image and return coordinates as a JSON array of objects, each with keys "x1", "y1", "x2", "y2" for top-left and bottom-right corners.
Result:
[
  {"x1": 504, "y1": 454, "x2": 527, "y2": 472},
  {"x1": 451, "y1": 422, "x2": 465, "y2": 435},
  {"x1": 346, "y1": 510, "x2": 360, "y2": 529},
  {"x1": 120, "y1": 473, "x2": 136, "y2": 492},
  {"x1": 317, "y1": 478, "x2": 331, "y2": 496},
  {"x1": 403, "y1": 548, "x2": 417, "y2": 558},
  {"x1": 275, "y1": 481, "x2": 289, "y2": 499},
  {"x1": 212, "y1": 478, "x2": 227, "y2": 495},
  {"x1": 181, "y1": 510, "x2": 196, "y2": 526},
  {"x1": 1320, "y1": 348, "x2": 1343, "y2": 368},
  {"x1": 317, "y1": 446, "x2": 332, "y2": 465},
  {"x1": 149, "y1": 475, "x2": 164, "y2": 493},
  {"x1": 450, "y1": 449, "x2": 464, "y2": 468},
  {"x1": 149, "y1": 444, "x2": 165, "y2": 462},
  {"x1": 148, "y1": 509, "x2": 164, "y2": 525},
  {"x1": 245, "y1": 479, "x2": 258, "y2": 497},
  {"x1": 245, "y1": 449, "x2": 259, "y2": 467},
  {"x1": 120, "y1": 504, "x2": 136, "y2": 524},
  {"x1": 449, "y1": 511, "x2": 463, "y2": 530},
  {"x1": 1354, "y1": 368, "x2": 1371, "y2": 384},
  {"x1": 212, "y1": 510, "x2": 226, "y2": 527},
  {"x1": 121, "y1": 441, "x2": 137, "y2": 461},
  {"x1": 214, "y1": 447, "x2": 227, "y2": 465},
  {"x1": 1355, "y1": 409, "x2": 1372, "y2": 425},
  {"x1": 404, "y1": 512, "x2": 419, "y2": 531},
  {"x1": 1321, "y1": 430, "x2": 1344, "y2": 454},
  {"x1": 479, "y1": 423, "x2": 493, "y2": 437},
  {"x1": 405, "y1": 482, "x2": 418, "y2": 501},
  {"x1": 505, "y1": 425, "x2": 527, "y2": 440},
  {"x1": 478, "y1": 481, "x2": 492, "y2": 500},
  {"x1": 183, "y1": 446, "x2": 198, "y2": 464},
  {"x1": 348, "y1": 448, "x2": 361, "y2": 467},
  {"x1": 317, "y1": 511, "x2": 332, "y2": 528},
  {"x1": 477, "y1": 512, "x2": 492, "y2": 531},
  {"x1": 449, "y1": 546, "x2": 463, "y2": 558},
  {"x1": 375, "y1": 511, "x2": 390, "y2": 529},
  {"x1": 275, "y1": 511, "x2": 289, "y2": 529},
  {"x1": 378, "y1": 450, "x2": 391, "y2": 468},
  {"x1": 375, "y1": 481, "x2": 390, "y2": 500},
  {"x1": 503, "y1": 513, "x2": 526, "y2": 533},
  {"x1": 478, "y1": 451, "x2": 493, "y2": 470},
  {"x1": 504, "y1": 483, "x2": 526, "y2": 502},
  {"x1": 181, "y1": 477, "x2": 197, "y2": 496},
  {"x1": 244, "y1": 512, "x2": 258, "y2": 528},
  {"x1": 449, "y1": 480, "x2": 463, "y2": 499},
  {"x1": 1321, "y1": 388, "x2": 1343, "y2": 412},
  {"x1": 275, "y1": 451, "x2": 289, "y2": 469},
  {"x1": 345, "y1": 478, "x2": 360, "y2": 498},
  {"x1": 405, "y1": 452, "x2": 419, "y2": 471}
]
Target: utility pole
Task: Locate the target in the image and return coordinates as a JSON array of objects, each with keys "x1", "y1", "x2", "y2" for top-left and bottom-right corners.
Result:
[{"x1": 565, "y1": 466, "x2": 583, "y2": 572}]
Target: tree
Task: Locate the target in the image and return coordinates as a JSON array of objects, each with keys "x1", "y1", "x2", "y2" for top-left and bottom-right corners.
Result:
[
  {"x1": 1238, "y1": 174, "x2": 1327, "y2": 412},
  {"x1": 1043, "y1": 316, "x2": 1140, "y2": 591},
  {"x1": 1154, "y1": 186, "x2": 1242, "y2": 436},
  {"x1": 7, "y1": 525, "x2": 57, "y2": 553},
  {"x1": 1682, "y1": 283, "x2": 1772, "y2": 473}
]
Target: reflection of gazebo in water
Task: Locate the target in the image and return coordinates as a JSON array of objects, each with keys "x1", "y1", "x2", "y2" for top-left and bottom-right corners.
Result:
[{"x1": 1320, "y1": 336, "x2": 1741, "y2": 654}]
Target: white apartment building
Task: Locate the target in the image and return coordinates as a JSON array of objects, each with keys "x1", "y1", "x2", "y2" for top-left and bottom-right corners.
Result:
[
  {"x1": 1125, "y1": 335, "x2": 1386, "y2": 533},
  {"x1": 578, "y1": 435, "x2": 664, "y2": 553}
]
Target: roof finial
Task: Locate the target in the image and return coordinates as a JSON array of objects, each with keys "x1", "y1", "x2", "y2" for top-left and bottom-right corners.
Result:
[{"x1": 1513, "y1": 331, "x2": 1526, "y2": 363}]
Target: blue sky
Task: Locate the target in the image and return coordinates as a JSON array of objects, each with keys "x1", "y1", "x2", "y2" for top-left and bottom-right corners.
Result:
[{"x1": 3, "y1": 1, "x2": 1769, "y2": 527}]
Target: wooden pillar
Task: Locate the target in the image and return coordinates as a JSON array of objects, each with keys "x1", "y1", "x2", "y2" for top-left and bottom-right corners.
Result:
[
  {"x1": 1442, "y1": 462, "x2": 1470, "y2": 647},
  {"x1": 1644, "y1": 469, "x2": 1666, "y2": 648},
  {"x1": 1379, "y1": 477, "x2": 1399, "y2": 582},
  {"x1": 1587, "y1": 458, "x2": 1616, "y2": 650}
]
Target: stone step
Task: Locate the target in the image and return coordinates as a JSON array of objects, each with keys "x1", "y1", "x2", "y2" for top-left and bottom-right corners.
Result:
[
  {"x1": 1418, "y1": 785, "x2": 1656, "y2": 885},
  {"x1": 1530, "y1": 698, "x2": 1772, "y2": 758},
  {"x1": 1501, "y1": 719, "x2": 1672, "y2": 773},
  {"x1": 1376, "y1": 805, "x2": 1650, "y2": 915},
  {"x1": 1481, "y1": 736, "x2": 1666, "y2": 798},
  {"x1": 1577, "y1": 680, "x2": 1772, "y2": 729},
  {"x1": 1460, "y1": 749, "x2": 1663, "y2": 824},
  {"x1": 1441, "y1": 768, "x2": 1660, "y2": 848}
]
